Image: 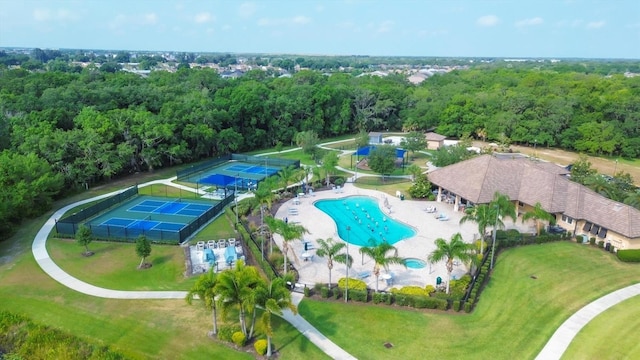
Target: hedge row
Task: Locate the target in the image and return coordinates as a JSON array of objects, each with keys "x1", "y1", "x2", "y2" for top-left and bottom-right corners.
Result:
[
  {"x1": 617, "y1": 249, "x2": 640, "y2": 262},
  {"x1": 314, "y1": 286, "x2": 452, "y2": 311}
]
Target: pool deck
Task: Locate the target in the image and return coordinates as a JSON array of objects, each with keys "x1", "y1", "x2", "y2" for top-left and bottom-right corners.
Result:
[{"x1": 274, "y1": 182, "x2": 533, "y2": 290}]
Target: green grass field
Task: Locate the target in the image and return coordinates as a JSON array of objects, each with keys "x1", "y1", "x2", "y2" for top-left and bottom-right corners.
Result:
[
  {"x1": 3, "y1": 143, "x2": 640, "y2": 359},
  {"x1": 298, "y1": 242, "x2": 640, "y2": 359}
]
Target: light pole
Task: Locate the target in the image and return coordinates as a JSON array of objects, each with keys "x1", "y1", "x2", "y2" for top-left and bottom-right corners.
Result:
[
  {"x1": 345, "y1": 226, "x2": 350, "y2": 303},
  {"x1": 490, "y1": 205, "x2": 500, "y2": 269},
  {"x1": 234, "y1": 173, "x2": 239, "y2": 226},
  {"x1": 614, "y1": 159, "x2": 618, "y2": 176}
]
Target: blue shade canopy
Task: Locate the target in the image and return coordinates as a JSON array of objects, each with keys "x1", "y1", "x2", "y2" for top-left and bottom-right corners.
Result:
[
  {"x1": 201, "y1": 173, "x2": 237, "y2": 186},
  {"x1": 354, "y1": 146, "x2": 406, "y2": 158}
]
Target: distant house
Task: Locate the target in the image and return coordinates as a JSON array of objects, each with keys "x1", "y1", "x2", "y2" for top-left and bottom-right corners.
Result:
[
  {"x1": 220, "y1": 70, "x2": 244, "y2": 79},
  {"x1": 428, "y1": 154, "x2": 640, "y2": 250},
  {"x1": 368, "y1": 132, "x2": 383, "y2": 145},
  {"x1": 425, "y1": 132, "x2": 446, "y2": 150}
]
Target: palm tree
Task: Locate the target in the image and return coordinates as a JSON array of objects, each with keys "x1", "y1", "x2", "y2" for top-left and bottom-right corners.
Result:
[
  {"x1": 255, "y1": 277, "x2": 297, "y2": 357},
  {"x1": 185, "y1": 268, "x2": 219, "y2": 335},
  {"x1": 215, "y1": 260, "x2": 260, "y2": 337},
  {"x1": 315, "y1": 238, "x2": 353, "y2": 287},
  {"x1": 459, "y1": 204, "x2": 497, "y2": 254},
  {"x1": 489, "y1": 192, "x2": 517, "y2": 269},
  {"x1": 265, "y1": 217, "x2": 308, "y2": 274},
  {"x1": 427, "y1": 233, "x2": 474, "y2": 294},
  {"x1": 253, "y1": 177, "x2": 278, "y2": 253},
  {"x1": 359, "y1": 240, "x2": 406, "y2": 292},
  {"x1": 277, "y1": 165, "x2": 296, "y2": 195},
  {"x1": 522, "y1": 202, "x2": 555, "y2": 235},
  {"x1": 623, "y1": 190, "x2": 640, "y2": 210}
]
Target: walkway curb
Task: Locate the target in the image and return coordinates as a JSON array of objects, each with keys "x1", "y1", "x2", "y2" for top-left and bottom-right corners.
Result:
[{"x1": 535, "y1": 283, "x2": 640, "y2": 360}]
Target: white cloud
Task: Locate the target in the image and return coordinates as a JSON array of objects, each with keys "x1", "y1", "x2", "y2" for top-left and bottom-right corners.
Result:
[
  {"x1": 293, "y1": 15, "x2": 311, "y2": 25},
  {"x1": 477, "y1": 15, "x2": 499, "y2": 27},
  {"x1": 258, "y1": 16, "x2": 311, "y2": 27},
  {"x1": 143, "y1": 13, "x2": 158, "y2": 25},
  {"x1": 33, "y1": 8, "x2": 79, "y2": 22},
  {"x1": 516, "y1": 17, "x2": 543, "y2": 27},
  {"x1": 586, "y1": 20, "x2": 605, "y2": 29},
  {"x1": 194, "y1": 12, "x2": 213, "y2": 24},
  {"x1": 238, "y1": 2, "x2": 257, "y2": 18},
  {"x1": 377, "y1": 20, "x2": 394, "y2": 33}
]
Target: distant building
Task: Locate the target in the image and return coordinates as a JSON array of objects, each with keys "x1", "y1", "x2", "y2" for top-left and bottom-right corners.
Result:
[
  {"x1": 428, "y1": 154, "x2": 640, "y2": 250},
  {"x1": 368, "y1": 132, "x2": 384, "y2": 145},
  {"x1": 425, "y1": 132, "x2": 446, "y2": 150}
]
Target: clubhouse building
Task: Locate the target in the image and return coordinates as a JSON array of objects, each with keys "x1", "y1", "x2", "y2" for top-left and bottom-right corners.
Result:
[{"x1": 428, "y1": 154, "x2": 640, "y2": 251}]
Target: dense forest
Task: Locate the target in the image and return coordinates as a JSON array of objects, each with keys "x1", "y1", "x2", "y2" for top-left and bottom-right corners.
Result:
[{"x1": 1, "y1": 61, "x2": 639, "y2": 238}]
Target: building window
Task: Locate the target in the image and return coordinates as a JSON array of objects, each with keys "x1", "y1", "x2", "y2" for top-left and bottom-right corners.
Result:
[{"x1": 561, "y1": 215, "x2": 573, "y2": 224}]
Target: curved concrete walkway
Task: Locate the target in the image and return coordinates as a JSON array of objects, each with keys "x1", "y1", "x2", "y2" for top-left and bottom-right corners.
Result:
[
  {"x1": 31, "y1": 177, "x2": 357, "y2": 359},
  {"x1": 31, "y1": 147, "x2": 637, "y2": 360},
  {"x1": 535, "y1": 282, "x2": 640, "y2": 360}
]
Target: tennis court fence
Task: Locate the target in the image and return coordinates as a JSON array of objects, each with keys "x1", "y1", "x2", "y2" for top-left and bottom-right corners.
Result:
[
  {"x1": 55, "y1": 188, "x2": 235, "y2": 244},
  {"x1": 176, "y1": 154, "x2": 232, "y2": 180},
  {"x1": 176, "y1": 154, "x2": 300, "y2": 182}
]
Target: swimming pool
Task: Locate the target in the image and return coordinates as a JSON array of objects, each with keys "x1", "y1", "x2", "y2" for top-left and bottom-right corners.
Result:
[
  {"x1": 404, "y1": 258, "x2": 427, "y2": 269},
  {"x1": 314, "y1": 196, "x2": 416, "y2": 246}
]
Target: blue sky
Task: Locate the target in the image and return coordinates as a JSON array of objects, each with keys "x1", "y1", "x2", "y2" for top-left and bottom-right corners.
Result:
[{"x1": 1, "y1": 0, "x2": 639, "y2": 59}]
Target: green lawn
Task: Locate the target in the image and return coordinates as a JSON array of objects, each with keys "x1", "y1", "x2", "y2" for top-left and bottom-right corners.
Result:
[
  {"x1": 563, "y1": 295, "x2": 640, "y2": 359},
  {"x1": 47, "y1": 238, "x2": 197, "y2": 291},
  {"x1": 298, "y1": 242, "x2": 640, "y2": 359},
  {"x1": 4, "y1": 151, "x2": 640, "y2": 359}
]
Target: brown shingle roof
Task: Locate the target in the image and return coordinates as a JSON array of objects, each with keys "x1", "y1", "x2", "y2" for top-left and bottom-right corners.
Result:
[
  {"x1": 428, "y1": 154, "x2": 640, "y2": 238},
  {"x1": 425, "y1": 132, "x2": 446, "y2": 141}
]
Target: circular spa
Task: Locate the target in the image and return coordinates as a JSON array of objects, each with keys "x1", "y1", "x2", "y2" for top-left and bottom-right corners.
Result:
[
  {"x1": 314, "y1": 196, "x2": 416, "y2": 246},
  {"x1": 404, "y1": 258, "x2": 427, "y2": 269}
]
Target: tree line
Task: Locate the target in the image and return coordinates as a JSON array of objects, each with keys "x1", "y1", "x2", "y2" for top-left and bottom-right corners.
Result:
[{"x1": 1, "y1": 63, "x2": 638, "y2": 239}]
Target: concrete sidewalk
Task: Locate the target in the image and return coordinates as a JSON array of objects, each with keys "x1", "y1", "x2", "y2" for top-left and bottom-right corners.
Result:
[
  {"x1": 30, "y1": 177, "x2": 357, "y2": 359},
  {"x1": 280, "y1": 293, "x2": 357, "y2": 360},
  {"x1": 535, "y1": 283, "x2": 640, "y2": 360}
]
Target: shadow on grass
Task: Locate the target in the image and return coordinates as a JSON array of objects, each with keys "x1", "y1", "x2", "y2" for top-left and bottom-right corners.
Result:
[
  {"x1": 152, "y1": 254, "x2": 173, "y2": 266},
  {"x1": 275, "y1": 300, "x2": 340, "y2": 354}
]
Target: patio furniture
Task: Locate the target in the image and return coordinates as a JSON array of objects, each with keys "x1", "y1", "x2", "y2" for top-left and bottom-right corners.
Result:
[
  {"x1": 207, "y1": 240, "x2": 217, "y2": 249},
  {"x1": 357, "y1": 271, "x2": 371, "y2": 279},
  {"x1": 218, "y1": 239, "x2": 227, "y2": 248},
  {"x1": 196, "y1": 241, "x2": 205, "y2": 251},
  {"x1": 228, "y1": 238, "x2": 236, "y2": 247}
]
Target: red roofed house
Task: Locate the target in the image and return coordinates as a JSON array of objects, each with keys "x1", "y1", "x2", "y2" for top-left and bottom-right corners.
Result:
[{"x1": 428, "y1": 154, "x2": 640, "y2": 251}]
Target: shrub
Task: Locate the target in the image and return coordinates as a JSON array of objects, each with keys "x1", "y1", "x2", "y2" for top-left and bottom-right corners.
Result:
[
  {"x1": 320, "y1": 287, "x2": 330, "y2": 298},
  {"x1": 414, "y1": 296, "x2": 431, "y2": 309},
  {"x1": 337, "y1": 277, "x2": 367, "y2": 291},
  {"x1": 218, "y1": 325, "x2": 241, "y2": 342},
  {"x1": 304, "y1": 286, "x2": 311, "y2": 297},
  {"x1": 453, "y1": 300, "x2": 461, "y2": 312},
  {"x1": 590, "y1": 237, "x2": 596, "y2": 246},
  {"x1": 610, "y1": 245, "x2": 616, "y2": 253},
  {"x1": 617, "y1": 249, "x2": 640, "y2": 262},
  {"x1": 372, "y1": 292, "x2": 383, "y2": 304},
  {"x1": 464, "y1": 302, "x2": 472, "y2": 313},
  {"x1": 394, "y1": 293, "x2": 411, "y2": 307},
  {"x1": 231, "y1": 331, "x2": 246, "y2": 347},
  {"x1": 597, "y1": 240, "x2": 604, "y2": 248},
  {"x1": 435, "y1": 298, "x2": 449, "y2": 310},
  {"x1": 395, "y1": 285, "x2": 428, "y2": 296},
  {"x1": 385, "y1": 293, "x2": 393, "y2": 305},
  {"x1": 350, "y1": 290, "x2": 368, "y2": 302},
  {"x1": 254, "y1": 339, "x2": 268, "y2": 356},
  {"x1": 268, "y1": 253, "x2": 284, "y2": 269},
  {"x1": 332, "y1": 288, "x2": 341, "y2": 300},
  {"x1": 424, "y1": 285, "x2": 435, "y2": 295}
]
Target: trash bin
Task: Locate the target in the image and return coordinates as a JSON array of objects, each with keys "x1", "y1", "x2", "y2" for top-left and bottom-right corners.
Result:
[
  {"x1": 400, "y1": 194, "x2": 405, "y2": 201},
  {"x1": 605, "y1": 242, "x2": 611, "y2": 251},
  {"x1": 436, "y1": 276, "x2": 442, "y2": 285}
]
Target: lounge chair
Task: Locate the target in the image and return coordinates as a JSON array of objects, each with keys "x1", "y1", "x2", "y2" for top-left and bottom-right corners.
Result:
[
  {"x1": 218, "y1": 239, "x2": 227, "y2": 248},
  {"x1": 228, "y1": 238, "x2": 236, "y2": 247},
  {"x1": 357, "y1": 270, "x2": 371, "y2": 279},
  {"x1": 207, "y1": 240, "x2": 217, "y2": 249}
]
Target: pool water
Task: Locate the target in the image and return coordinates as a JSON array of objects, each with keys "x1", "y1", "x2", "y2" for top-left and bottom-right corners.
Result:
[
  {"x1": 404, "y1": 258, "x2": 427, "y2": 269},
  {"x1": 314, "y1": 196, "x2": 416, "y2": 246}
]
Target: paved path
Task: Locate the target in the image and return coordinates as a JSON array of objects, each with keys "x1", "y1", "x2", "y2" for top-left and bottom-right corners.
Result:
[
  {"x1": 280, "y1": 293, "x2": 357, "y2": 360},
  {"x1": 31, "y1": 177, "x2": 357, "y2": 359},
  {"x1": 535, "y1": 282, "x2": 640, "y2": 360}
]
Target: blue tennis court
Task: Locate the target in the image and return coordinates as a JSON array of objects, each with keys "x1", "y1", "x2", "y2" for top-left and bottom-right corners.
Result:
[
  {"x1": 101, "y1": 217, "x2": 186, "y2": 232},
  {"x1": 128, "y1": 199, "x2": 213, "y2": 216}
]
